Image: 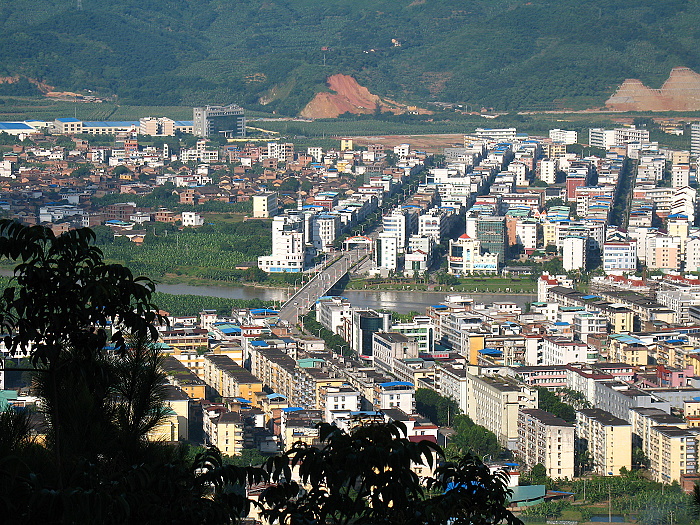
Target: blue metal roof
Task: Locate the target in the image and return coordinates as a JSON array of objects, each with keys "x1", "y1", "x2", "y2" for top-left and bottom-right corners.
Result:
[
  {"x1": 56, "y1": 117, "x2": 81, "y2": 123},
  {"x1": 174, "y1": 121, "x2": 193, "y2": 126},
  {"x1": 379, "y1": 381, "x2": 413, "y2": 387},
  {"x1": 0, "y1": 122, "x2": 34, "y2": 130}
]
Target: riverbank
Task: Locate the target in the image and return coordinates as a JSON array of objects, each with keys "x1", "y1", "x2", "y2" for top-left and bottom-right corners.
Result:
[{"x1": 158, "y1": 274, "x2": 536, "y2": 295}]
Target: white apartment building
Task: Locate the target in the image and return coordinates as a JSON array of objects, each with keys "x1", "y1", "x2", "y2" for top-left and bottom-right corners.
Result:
[
  {"x1": 515, "y1": 219, "x2": 538, "y2": 250},
  {"x1": 383, "y1": 209, "x2": 412, "y2": 251},
  {"x1": 691, "y1": 123, "x2": 700, "y2": 157},
  {"x1": 518, "y1": 408, "x2": 575, "y2": 479},
  {"x1": 311, "y1": 213, "x2": 340, "y2": 253},
  {"x1": 615, "y1": 126, "x2": 650, "y2": 145},
  {"x1": 686, "y1": 238, "x2": 700, "y2": 272},
  {"x1": 672, "y1": 164, "x2": 690, "y2": 189},
  {"x1": 549, "y1": 129, "x2": 578, "y2": 145},
  {"x1": 509, "y1": 162, "x2": 528, "y2": 186},
  {"x1": 573, "y1": 312, "x2": 607, "y2": 345},
  {"x1": 589, "y1": 128, "x2": 616, "y2": 149},
  {"x1": 258, "y1": 215, "x2": 306, "y2": 273},
  {"x1": 393, "y1": 143, "x2": 410, "y2": 158},
  {"x1": 252, "y1": 192, "x2": 278, "y2": 218},
  {"x1": 266, "y1": 142, "x2": 294, "y2": 163},
  {"x1": 474, "y1": 128, "x2": 517, "y2": 141},
  {"x1": 541, "y1": 337, "x2": 595, "y2": 366},
  {"x1": 316, "y1": 296, "x2": 353, "y2": 336},
  {"x1": 373, "y1": 381, "x2": 415, "y2": 413},
  {"x1": 375, "y1": 232, "x2": 398, "y2": 271},
  {"x1": 307, "y1": 146, "x2": 323, "y2": 162},
  {"x1": 418, "y1": 209, "x2": 453, "y2": 244},
  {"x1": 603, "y1": 241, "x2": 637, "y2": 275},
  {"x1": 539, "y1": 158, "x2": 558, "y2": 184},
  {"x1": 322, "y1": 385, "x2": 361, "y2": 424},
  {"x1": 563, "y1": 236, "x2": 587, "y2": 272}
]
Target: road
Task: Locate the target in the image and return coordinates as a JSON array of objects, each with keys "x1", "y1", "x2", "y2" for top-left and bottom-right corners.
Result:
[{"x1": 278, "y1": 247, "x2": 370, "y2": 330}]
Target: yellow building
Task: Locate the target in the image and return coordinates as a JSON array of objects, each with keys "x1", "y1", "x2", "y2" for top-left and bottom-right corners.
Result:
[
  {"x1": 608, "y1": 335, "x2": 650, "y2": 366},
  {"x1": 605, "y1": 306, "x2": 634, "y2": 334},
  {"x1": 684, "y1": 399, "x2": 700, "y2": 427},
  {"x1": 301, "y1": 367, "x2": 346, "y2": 409},
  {"x1": 203, "y1": 354, "x2": 264, "y2": 404},
  {"x1": 162, "y1": 356, "x2": 207, "y2": 399},
  {"x1": 340, "y1": 138, "x2": 353, "y2": 151},
  {"x1": 648, "y1": 425, "x2": 699, "y2": 483},
  {"x1": 630, "y1": 407, "x2": 687, "y2": 463},
  {"x1": 163, "y1": 384, "x2": 192, "y2": 441},
  {"x1": 148, "y1": 407, "x2": 180, "y2": 442},
  {"x1": 214, "y1": 412, "x2": 245, "y2": 457},
  {"x1": 576, "y1": 408, "x2": 631, "y2": 476},
  {"x1": 248, "y1": 347, "x2": 297, "y2": 404}
]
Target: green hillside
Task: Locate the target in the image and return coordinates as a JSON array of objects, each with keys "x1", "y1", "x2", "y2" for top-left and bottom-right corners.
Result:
[{"x1": 1, "y1": 0, "x2": 699, "y2": 113}]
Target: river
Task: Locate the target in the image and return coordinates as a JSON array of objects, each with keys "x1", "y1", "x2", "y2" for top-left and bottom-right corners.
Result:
[{"x1": 156, "y1": 283, "x2": 536, "y2": 314}]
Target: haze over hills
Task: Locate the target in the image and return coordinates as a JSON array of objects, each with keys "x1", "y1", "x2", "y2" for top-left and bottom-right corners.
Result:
[{"x1": 1, "y1": 0, "x2": 699, "y2": 115}]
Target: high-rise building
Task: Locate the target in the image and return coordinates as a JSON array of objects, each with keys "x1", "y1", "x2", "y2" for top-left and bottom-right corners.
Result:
[
  {"x1": 476, "y1": 216, "x2": 506, "y2": 260},
  {"x1": 193, "y1": 104, "x2": 245, "y2": 138},
  {"x1": 518, "y1": 408, "x2": 575, "y2": 479},
  {"x1": 375, "y1": 232, "x2": 398, "y2": 270},
  {"x1": 257, "y1": 215, "x2": 305, "y2": 273},
  {"x1": 352, "y1": 309, "x2": 388, "y2": 357},
  {"x1": 691, "y1": 123, "x2": 700, "y2": 156}
]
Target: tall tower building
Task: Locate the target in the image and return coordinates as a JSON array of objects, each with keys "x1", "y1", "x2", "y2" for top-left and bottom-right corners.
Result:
[{"x1": 193, "y1": 104, "x2": 245, "y2": 138}]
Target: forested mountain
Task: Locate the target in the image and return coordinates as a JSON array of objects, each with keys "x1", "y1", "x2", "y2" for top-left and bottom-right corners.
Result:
[{"x1": 1, "y1": 0, "x2": 699, "y2": 113}]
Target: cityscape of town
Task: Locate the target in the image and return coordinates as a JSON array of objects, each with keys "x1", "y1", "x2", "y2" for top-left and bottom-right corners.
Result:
[{"x1": 4, "y1": 104, "x2": 700, "y2": 522}]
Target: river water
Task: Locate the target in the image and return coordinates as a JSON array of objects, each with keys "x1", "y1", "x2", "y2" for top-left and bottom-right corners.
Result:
[{"x1": 156, "y1": 283, "x2": 536, "y2": 314}]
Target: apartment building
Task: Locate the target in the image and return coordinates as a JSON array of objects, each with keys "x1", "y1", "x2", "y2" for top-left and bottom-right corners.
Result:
[
  {"x1": 375, "y1": 232, "x2": 399, "y2": 271},
  {"x1": 316, "y1": 296, "x2": 353, "y2": 336},
  {"x1": 541, "y1": 337, "x2": 595, "y2": 366},
  {"x1": 248, "y1": 346, "x2": 298, "y2": 404},
  {"x1": 203, "y1": 355, "x2": 264, "y2": 402},
  {"x1": 467, "y1": 374, "x2": 538, "y2": 450},
  {"x1": 390, "y1": 317, "x2": 436, "y2": 353},
  {"x1": 576, "y1": 408, "x2": 632, "y2": 476},
  {"x1": 647, "y1": 426, "x2": 699, "y2": 483},
  {"x1": 518, "y1": 408, "x2": 575, "y2": 479},
  {"x1": 258, "y1": 214, "x2": 306, "y2": 273},
  {"x1": 372, "y1": 332, "x2": 420, "y2": 377},
  {"x1": 252, "y1": 192, "x2": 278, "y2": 218},
  {"x1": 691, "y1": 123, "x2": 700, "y2": 156},
  {"x1": 630, "y1": 407, "x2": 687, "y2": 465},
  {"x1": 372, "y1": 381, "x2": 415, "y2": 413},
  {"x1": 321, "y1": 384, "x2": 362, "y2": 424},
  {"x1": 603, "y1": 241, "x2": 637, "y2": 275},
  {"x1": 207, "y1": 410, "x2": 245, "y2": 456},
  {"x1": 549, "y1": 129, "x2": 578, "y2": 145}
]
